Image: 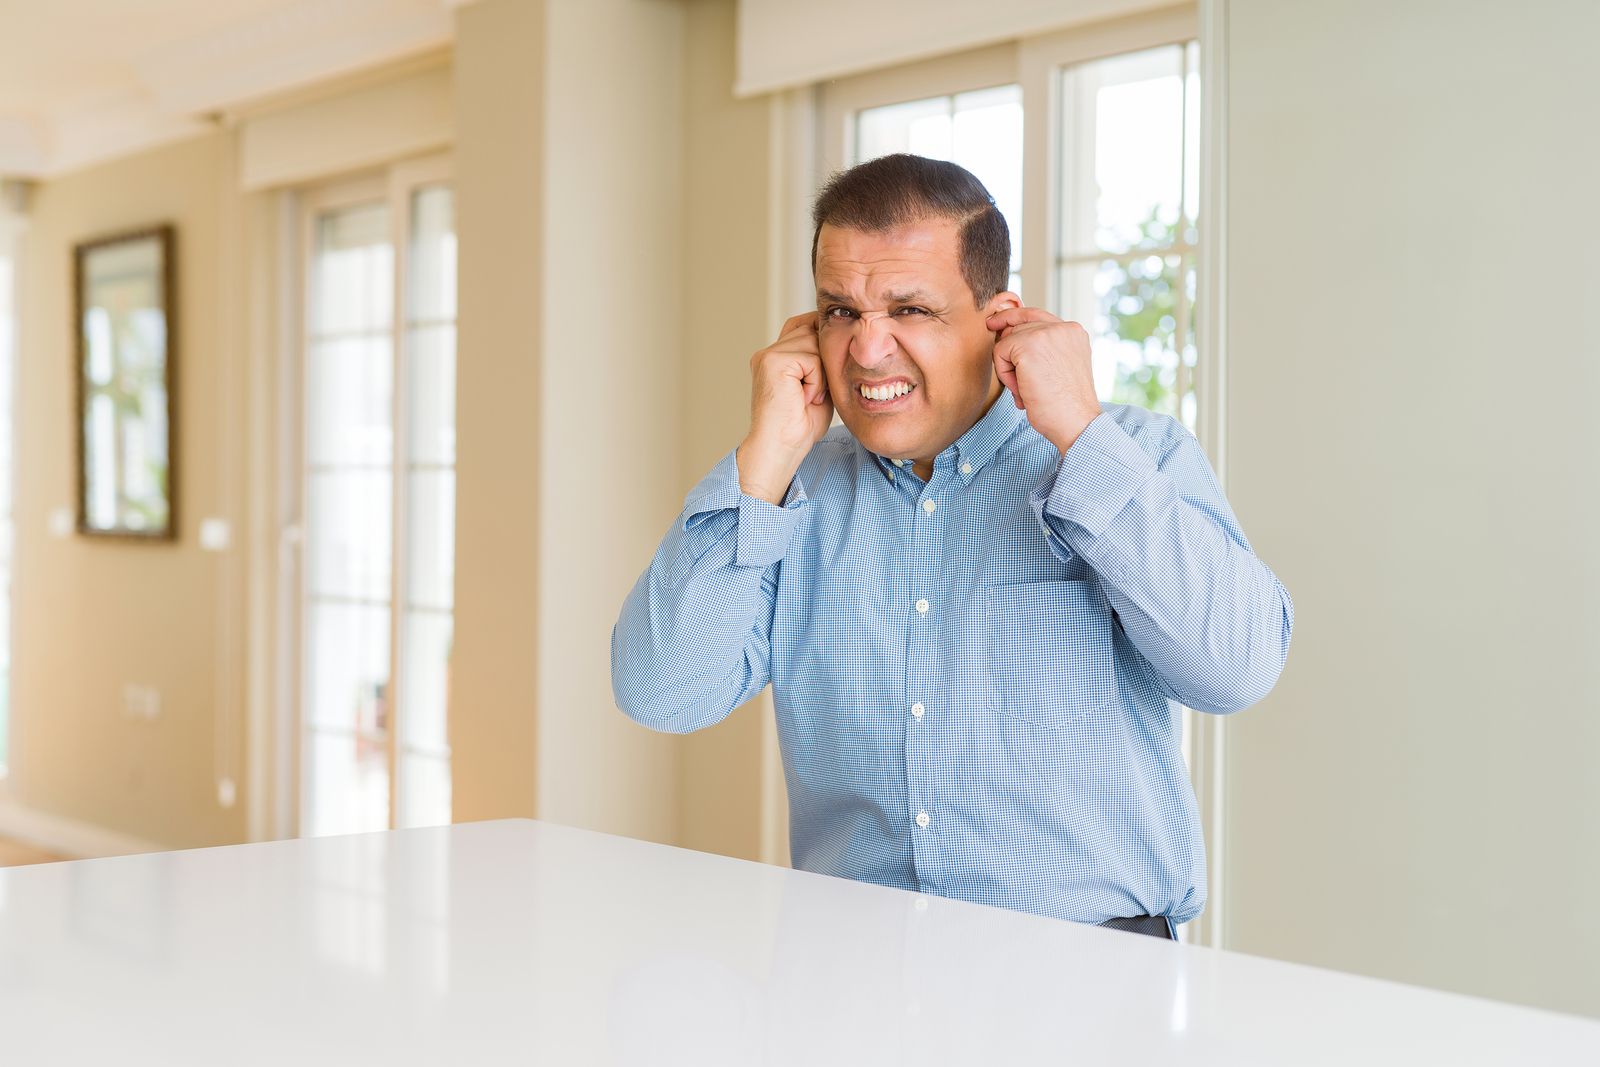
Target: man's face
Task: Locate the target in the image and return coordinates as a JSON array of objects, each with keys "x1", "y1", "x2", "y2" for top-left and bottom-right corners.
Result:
[{"x1": 814, "y1": 217, "x2": 1017, "y2": 468}]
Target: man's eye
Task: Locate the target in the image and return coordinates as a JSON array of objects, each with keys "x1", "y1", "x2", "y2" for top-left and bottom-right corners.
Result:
[
  {"x1": 825, "y1": 306, "x2": 856, "y2": 320},
  {"x1": 895, "y1": 307, "x2": 929, "y2": 316}
]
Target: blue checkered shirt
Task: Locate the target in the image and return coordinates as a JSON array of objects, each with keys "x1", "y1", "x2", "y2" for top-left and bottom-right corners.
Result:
[{"x1": 612, "y1": 390, "x2": 1294, "y2": 926}]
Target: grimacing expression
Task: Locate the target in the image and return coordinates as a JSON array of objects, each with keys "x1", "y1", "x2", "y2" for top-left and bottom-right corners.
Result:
[{"x1": 813, "y1": 217, "x2": 1018, "y2": 467}]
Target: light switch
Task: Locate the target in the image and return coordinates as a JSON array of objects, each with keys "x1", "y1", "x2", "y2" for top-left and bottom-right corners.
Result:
[{"x1": 48, "y1": 508, "x2": 73, "y2": 538}]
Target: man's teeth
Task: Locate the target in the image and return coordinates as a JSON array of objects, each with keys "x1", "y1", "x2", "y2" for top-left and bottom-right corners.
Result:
[{"x1": 860, "y1": 382, "x2": 914, "y2": 401}]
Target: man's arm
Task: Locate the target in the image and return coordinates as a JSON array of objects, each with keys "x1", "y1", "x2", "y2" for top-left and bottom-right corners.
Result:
[
  {"x1": 613, "y1": 310, "x2": 829, "y2": 731},
  {"x1": 1028, "y1": 414, "x2": 1295, "y2": 714},
  {"x1": 611, "y1": 449, "x2": 807, "y2": 733}
]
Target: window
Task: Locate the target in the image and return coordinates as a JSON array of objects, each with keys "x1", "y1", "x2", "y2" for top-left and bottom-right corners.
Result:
[
  {"x1": 1057, "y1": 42, "x2": 1201, "y2": 430},
  {"x1": 821, "y1": 19, "x2": 1204, "y2": 775},
  {"x1": 854, "y1": 85, "x2": 1025, "y2": 298},
  {"x1": 296, "y1": 157, "x2": 455, "y2": 837}
]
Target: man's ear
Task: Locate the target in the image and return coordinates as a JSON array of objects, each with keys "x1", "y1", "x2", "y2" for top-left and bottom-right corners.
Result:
[{"x1": 985, "y1": 290, "x2": 1023, "y2": 318}]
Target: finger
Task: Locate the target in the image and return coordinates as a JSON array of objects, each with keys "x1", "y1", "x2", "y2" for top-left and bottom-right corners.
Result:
[
  {"x1": 799, "y1": 355, "x2": 828, "y2": 405},
  {"x1": 985, "y1": 306, "x2": 1060, "y2": 331},
  {"x1": 779, "y1": 311, "x2": 819, "y2": 339},
  {"x1": 992, "y1": 341, "x2": 1020, "y2": 401}
]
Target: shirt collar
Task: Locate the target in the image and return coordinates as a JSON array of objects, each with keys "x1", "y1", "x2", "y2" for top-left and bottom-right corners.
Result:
[{"x1": 870, "y1": 386, "x2": 1029, "y2": 486}]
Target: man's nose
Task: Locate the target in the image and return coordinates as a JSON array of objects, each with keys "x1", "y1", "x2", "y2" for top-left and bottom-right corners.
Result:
[{"x1": 849, "y1": 313, "x2": 897, "y2": 367}]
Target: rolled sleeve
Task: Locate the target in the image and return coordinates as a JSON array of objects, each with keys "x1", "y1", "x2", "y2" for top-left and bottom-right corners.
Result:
[
  {"x1": 683, "y1": 448, "x2": 808, "y2": 568},
  {"x1": 736, "y1": 476, "x2": 808, "y2": 567}
]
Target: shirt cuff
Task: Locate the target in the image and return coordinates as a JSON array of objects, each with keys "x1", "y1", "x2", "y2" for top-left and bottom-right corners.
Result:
[
  {"x1": 1029, "y1": 413, "x2": 1158, "y2": 539},
  {"x1": 684, "y1": 448, "x2": 809, "y2": 567}
]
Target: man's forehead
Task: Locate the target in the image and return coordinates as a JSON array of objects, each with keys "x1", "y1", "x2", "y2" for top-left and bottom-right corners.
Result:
[{"x1": 814, "y1": 218, "x2": 963, "y2": 297}]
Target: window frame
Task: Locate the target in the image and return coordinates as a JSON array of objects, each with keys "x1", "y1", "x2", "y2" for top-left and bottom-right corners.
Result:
[{"x1": 288, "y1": 152, "x2": 454, "y2": 838}]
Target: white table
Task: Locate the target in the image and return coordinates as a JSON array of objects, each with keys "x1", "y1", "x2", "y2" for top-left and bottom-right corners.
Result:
[{"x1": 1, "y1": 818, "x2": 1594, "y2": 1064}]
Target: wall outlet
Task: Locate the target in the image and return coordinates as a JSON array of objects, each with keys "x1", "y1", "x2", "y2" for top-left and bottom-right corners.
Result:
[
  {"x1": 199, "y1": 518, "x2": 230, "y2": 552},
  {"x1": 122, "y1": 684, "x2": 161, "y2": 720},
  {"x1": 48, "y1": 507, "x2": 74, "y2": 538}
]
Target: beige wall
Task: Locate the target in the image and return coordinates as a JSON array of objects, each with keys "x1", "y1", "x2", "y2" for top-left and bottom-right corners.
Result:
[
  {"x1": 449, "y1": 0, "x2": 545, "y2": 826},
  {"x1": 675, "y1": 0, "x2": 777, "y2": 862},
  {"x1": 10, "y1": 132, "x2": 248, "y2": 850},
  {"x1": 451, "y1": 0, "x2": 689, "y2": 845},
  {"x1": 1222, "y1": 0, "x2": 1600, "y2": 1019}
]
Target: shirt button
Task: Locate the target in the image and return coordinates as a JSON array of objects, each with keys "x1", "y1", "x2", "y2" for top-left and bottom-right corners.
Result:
[
  {"x1": 892, "y1": 459, "x2": 904, "y2": 467},
  {"x1": 887, "y1": 471, "x2": 895, "y2": 481},
  {"x1": 921, "y1": 498, "x2": 936, "y2": 514},
  {"x1": 915, "y1": 811, "x2": 930, "y2": 829},
  {"x1": 911, "y1": 702, "x2": 925, "y2": 719},
  {"x1": 915, "y1": 598, "x2": 929, "y2": 614},
  {"x1": 960, "y1": 462, "x2": 972, "y2": 476}
]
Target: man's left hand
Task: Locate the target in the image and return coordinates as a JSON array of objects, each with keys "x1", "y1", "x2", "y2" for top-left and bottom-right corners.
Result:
[{"x1": 987, "y1": 306, "x2": 1104, "y2": 455}]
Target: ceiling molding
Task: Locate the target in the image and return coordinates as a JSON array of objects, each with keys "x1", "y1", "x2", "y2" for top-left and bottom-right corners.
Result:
[{"x1": 0, "y1": 0, "x2": 455, "y2": 180}]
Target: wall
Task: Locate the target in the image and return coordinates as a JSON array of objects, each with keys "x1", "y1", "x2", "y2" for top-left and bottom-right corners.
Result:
[
  {"x1": 675, "y1": 0, "x2": 778, "y2": 862},
  {"x1": 449, "y1": 0, "x2": 545, "y2": 826},
  {"x1": 1221, "y1": 0, "x2": 1600, "y2": 1018},
  {"x1": 451, "y1": 0, "x2": 686, "y2": 844},
  {"x1": 10, "y1": 131, "x2": 248, "y2": 850}
]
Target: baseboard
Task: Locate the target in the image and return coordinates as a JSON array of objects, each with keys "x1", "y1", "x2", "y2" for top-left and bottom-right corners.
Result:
[{"x1": 0, "y1": 800, "x2": 167, "y2": 860}]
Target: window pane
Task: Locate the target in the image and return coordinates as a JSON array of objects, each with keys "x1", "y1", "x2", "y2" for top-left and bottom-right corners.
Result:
[
  {"x1": 307, "y1": 336, "x2": 393, "y2": 466},
  {"x1": 408, "y1": 186, "x2": 457, "y2": 323},
  {"x1": 398, "y1": 181, "x2": 456, "y2": 831},
  {"x1": 408, "y1": 324, "x2": 456, "y2": 466},
  {"x1": 407, "y1": 469, "x2": 454, "y2": 612},
  {"x1": 307, "y1": 470, "x2": 391, "y2": 601},
  {"x1": 856, "y1": 96, "x2": 951, "y2": 161},
  {"x1": 951, "y1": 85, "x2": 1023, "y2": 274},
  {"x1": 400, "y1": 612, "x2": 452, "y2": 754},
  {"x1": 312, "y1": 204, "x2": 392, "y2": 335},
  {"x1": 306, "y1": 601, "x2": 389, "y2": 735},
  {"x1": 306, "y1": 729, "x2": 389, "y2": 837},
  {"x1": 304, "y1": 197, "x2": 395, "y2": 841},
  {"x1": 1058, "y1": 254, "x2": 1185, "y2": 420},
  {"x1": 1059, "y1": 46, "x2": 1186, "y2": 257},
  {"x1": 398, "y1": 751, "x2": 451, "y2": 830},
  {"x1": 856, "y1": 86, "x2": 1023, "y2": 290}
]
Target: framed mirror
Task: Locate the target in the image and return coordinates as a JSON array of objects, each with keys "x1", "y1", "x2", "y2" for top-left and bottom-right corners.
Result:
[{"x1": 74, "y1": 224, "x2": 176, "y2": 540}]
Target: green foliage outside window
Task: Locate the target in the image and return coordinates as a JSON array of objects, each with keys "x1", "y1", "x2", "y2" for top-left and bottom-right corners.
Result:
[{"x1": 1100, "y1": 208, "x2": 1191, "y2": 420}]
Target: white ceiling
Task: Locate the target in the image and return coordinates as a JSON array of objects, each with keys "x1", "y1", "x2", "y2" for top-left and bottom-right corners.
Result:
[{"x1": 0, "y1": 0, "x2": 461, "y2": 178}]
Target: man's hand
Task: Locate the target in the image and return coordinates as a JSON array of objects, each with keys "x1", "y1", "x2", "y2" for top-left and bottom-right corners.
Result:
[
  {"x1": 736, "y1": 312, "x2": 833, "y2": 505},
  {"x1": 987, "y1": 306, "x2": 1103, "y2": 455}
]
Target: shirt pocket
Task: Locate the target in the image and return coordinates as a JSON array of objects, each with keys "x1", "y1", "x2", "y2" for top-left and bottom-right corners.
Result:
[{"x1": 984, "y1": 579, "x2": 1118, "y2": 728}]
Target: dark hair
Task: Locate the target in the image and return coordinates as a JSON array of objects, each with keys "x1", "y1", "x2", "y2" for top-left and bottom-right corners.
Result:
[{"x1": 810, "y1": 153, "x2": 1010, "y2": 307}]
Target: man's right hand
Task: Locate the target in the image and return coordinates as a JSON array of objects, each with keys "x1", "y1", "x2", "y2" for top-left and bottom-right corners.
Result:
[{"x1": 736, "y1": 312, "x2": 833, "y2": 505}]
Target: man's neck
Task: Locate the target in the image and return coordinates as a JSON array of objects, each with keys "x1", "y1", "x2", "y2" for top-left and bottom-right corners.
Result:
[{"x1": 910, "y1": 379, "x2": 1003, "y2": 481}]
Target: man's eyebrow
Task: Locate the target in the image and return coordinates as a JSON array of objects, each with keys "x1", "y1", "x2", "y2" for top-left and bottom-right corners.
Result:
[{"x1": 816, "y1": 289, "x2": 855, "y2": 306}]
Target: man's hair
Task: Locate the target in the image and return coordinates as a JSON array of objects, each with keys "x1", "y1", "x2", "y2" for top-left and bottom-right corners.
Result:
[{"x1": 810, "y1": 153, "x2": 1010, "y2": 307}]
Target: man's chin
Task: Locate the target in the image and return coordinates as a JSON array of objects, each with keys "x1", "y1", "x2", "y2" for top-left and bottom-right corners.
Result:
[{"x1": 838, "y1": 411, "x2": 918, "y2": 459}]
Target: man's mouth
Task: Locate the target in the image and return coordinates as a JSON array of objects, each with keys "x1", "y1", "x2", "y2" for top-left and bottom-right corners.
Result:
[{"x1": 857, "y1": 380, "x2": 916, "y2": 407}]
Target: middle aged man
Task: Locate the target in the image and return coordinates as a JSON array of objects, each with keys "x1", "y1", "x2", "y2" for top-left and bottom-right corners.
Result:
[{"x1": 612, "y1": 153, "x2": 1294, "y2": 941}]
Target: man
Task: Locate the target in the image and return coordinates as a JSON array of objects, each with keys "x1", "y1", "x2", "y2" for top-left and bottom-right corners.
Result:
[{"x1": 612, "y1": 154, "x2": 1294, "y2": 941}]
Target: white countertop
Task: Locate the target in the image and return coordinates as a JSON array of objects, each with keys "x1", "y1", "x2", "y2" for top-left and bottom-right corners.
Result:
[{"x1": 0, "y1": 818, "x2": 1594, "y2": 1064}]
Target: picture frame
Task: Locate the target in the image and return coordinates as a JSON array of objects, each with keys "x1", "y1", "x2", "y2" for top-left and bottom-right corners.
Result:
[{"x1": 73, "y1": 224, "x2": 177, "y2": 541}]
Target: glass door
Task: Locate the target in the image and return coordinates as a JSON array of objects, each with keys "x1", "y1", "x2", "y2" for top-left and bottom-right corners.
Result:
[{"x1": 296, "y1": 156, "x2": 455, "y2": 836}]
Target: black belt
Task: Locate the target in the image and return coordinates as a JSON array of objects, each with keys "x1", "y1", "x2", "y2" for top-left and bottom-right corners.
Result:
[{"x1": 1098, "y1": 914, "x2": 1176, "y2": 940}]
